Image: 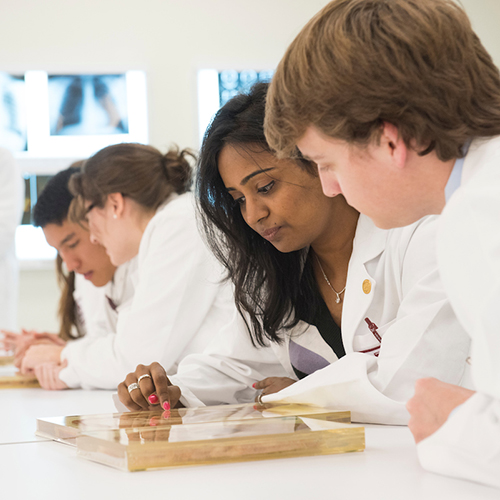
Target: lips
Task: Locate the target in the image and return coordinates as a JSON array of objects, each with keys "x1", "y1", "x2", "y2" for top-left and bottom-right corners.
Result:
[{"x1": 261, "y1": 226, "x2": 281, "y2": 242}]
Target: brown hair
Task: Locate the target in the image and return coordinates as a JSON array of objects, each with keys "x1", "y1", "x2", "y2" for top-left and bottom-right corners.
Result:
[
  {"x1": 265, "y1": 0, "x2": 500, "y2": 161},
  {"x1": 69, "y1": 143, "x2": 194, "y2": 216},
  {"x1": 55, "y1": 254, "x2": 81, "y2": 340}
]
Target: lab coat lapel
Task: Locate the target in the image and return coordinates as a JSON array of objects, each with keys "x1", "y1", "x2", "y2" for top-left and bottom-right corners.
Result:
[{"x1": 341, "y1": 215, "x2": 388, "y2": 354}]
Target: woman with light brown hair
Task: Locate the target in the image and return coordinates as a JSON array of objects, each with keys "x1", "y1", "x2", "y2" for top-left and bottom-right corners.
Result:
[{"x1": 68, "y1": 143, "x2": 234, "y2": 398}]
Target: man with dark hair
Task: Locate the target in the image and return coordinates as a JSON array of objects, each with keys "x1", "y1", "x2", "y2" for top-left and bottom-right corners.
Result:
[{"x1": 265, "y1": 0, "x2": 500, "y2": 489}]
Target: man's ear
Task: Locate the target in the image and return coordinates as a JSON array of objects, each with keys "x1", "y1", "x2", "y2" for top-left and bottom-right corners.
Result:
[
  {"x1": 106, "y1": 192, "x2": 126, "y2": 219},
  {"x1": 381, "y1": 122, "x2": 407, "y2": 169}
]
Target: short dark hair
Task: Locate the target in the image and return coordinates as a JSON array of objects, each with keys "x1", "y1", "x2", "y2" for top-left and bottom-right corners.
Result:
[{"x1": 33, "y1": 163, "x2": 83, "y2": 227}]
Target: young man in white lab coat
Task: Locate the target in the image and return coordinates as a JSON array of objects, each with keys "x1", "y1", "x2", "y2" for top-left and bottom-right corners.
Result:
[{"x1": 264, "y1": 0, "x2": 500, "y2": 490}]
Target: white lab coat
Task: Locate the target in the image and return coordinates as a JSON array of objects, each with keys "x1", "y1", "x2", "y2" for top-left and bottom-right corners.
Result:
[
  {"x1": 61, "y1": 192, "x2": 235, "y2": 390},
  {"x1": 172, "y1": 214, "x2": 470, "y2": 424},
  {"x1": 417, "y1": 136, "x2": 500, "y2": 489},
  {"x1": 0, "y1": 148, "x2": 23, "y2": 330},
  {"x1": 60, "y1": 258, "x2": 137, "y2": 388}
]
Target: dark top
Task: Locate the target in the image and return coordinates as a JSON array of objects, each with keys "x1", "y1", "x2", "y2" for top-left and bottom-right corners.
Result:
[{"x1": 293, "y1": 281, "x2": 346, "y2": 380}]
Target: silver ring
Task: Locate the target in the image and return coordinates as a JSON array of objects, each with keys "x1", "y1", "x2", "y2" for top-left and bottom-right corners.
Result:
[
  {"x1": 257, "y1": 392, "x2": 265, "y2": 405},
  {"x1": 127, "y1": 382, "x2": 140, "y2": 393},
  {"x1": 137, "y1": 374, "x2": 151, "y2": 383}
]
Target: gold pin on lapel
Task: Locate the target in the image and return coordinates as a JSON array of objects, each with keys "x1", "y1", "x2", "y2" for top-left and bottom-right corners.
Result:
[{"x1": 362, "y1": 279, "x2": 372, "y2": 294}]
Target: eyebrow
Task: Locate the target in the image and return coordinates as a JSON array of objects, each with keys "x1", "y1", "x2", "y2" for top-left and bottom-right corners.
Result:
[
  {"x1": 59, "y1": 232, "x2": 77, "y2": 246},
  {"x1": 226, "y1": 167, "x2": 275, "y2": 191},
  {"x1": 296, "y1": 147, "x2": 322, "y2": 163}
]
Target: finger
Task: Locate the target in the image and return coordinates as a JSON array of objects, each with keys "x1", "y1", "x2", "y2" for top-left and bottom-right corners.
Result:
[
  {"x1": 48, "y1": 363, "x2": 60, "y2": 390},
  {"x1": 135, "y1": 365, "x2": 158, "y2": 405},
  {"x1": 253, "y1": 378, "x2": 273, "y2": 390},
  {"x1": 14, "y1": 353, "x2": 23, "y2": 369},
  {"x1": 124, "y1": 372, "x2": 149, "y2": 410},
  {"x1": 117, "y1": 382, "x2": 143, "y2": 412},
  {"x1": 149, "y1": 362, "x2": 180, "y2": 409},
  {"x1": 20, "y1": 354, "x2": 34, "y2": 374},
  {"x1": 34, "y1": 364, "x2": 49, "y2": 390}
]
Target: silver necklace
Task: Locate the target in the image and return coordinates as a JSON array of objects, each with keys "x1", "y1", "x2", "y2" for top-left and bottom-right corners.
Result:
[{"x1": 315, "y1": 254, "x2": 346, "y2": 304}]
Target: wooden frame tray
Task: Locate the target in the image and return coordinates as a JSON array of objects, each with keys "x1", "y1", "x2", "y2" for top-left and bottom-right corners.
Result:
[{"x1": 37, "y1": 403, "x2": 364, "y2": 471}]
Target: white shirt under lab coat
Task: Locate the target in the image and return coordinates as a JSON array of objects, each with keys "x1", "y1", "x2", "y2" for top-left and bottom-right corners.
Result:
[
  {"x1": 172, "y1": 214, "x2": 470, "y2": 424},
  {"x1": 61, "y1": 192, "x2": 235, "y2": 390},
  {"x1": 60, "y1": 258, "x2": 137, "y2": 388},
  {"x1": 417, "y1": 136, "x2": 500, "y2": 489},
  {"x1": 0, "y1": 148, "x2": 23, "y2": 330}
]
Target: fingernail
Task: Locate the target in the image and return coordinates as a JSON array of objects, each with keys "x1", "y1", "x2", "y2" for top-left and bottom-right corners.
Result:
[
  {"x1": 163, "y1": 401, "x2": 170, "y2": 411},
  {"x1": 252, "y1": 383, "x2": 256, "y2": 388},
  {"x1": 149, "y1": 417, "x2": 158, "y2": 427},
  {"x1": 148, "y1": 393, "x2": 159, "y2": 405}
]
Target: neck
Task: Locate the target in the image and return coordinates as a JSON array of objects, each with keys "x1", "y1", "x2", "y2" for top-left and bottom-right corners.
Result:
[
  {"x1": 408, "y1": 149, "x2": 457, "y2": 216},
  {"x1": 311, "y1": 196, "x2": 359, "y2": 273}
]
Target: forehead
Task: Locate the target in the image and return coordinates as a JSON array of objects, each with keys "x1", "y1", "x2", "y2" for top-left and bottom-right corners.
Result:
[
  {"x1": 218, "y1": 145, "x2": 277, "y2": 179},
  {"x1": 297, "y1": 126, "x2": 349, "y2": 159},
  {"x1": 42, "y1": 219, "x2": 85, "y2": 247}
]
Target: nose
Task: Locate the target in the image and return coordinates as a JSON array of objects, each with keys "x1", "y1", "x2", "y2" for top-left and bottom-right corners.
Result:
[
  {"x1": 60, "y1": 250, "x2": 80, "y2": 273},
  {"x1": 89, "y1": 233, "x2": 100, "y2": 245},
  {"x1": 318, "y1": 169, "x2": 342, "y2": 198},
  {"x1": 243, "y1": 196, "x2": 269, "y2": 227}
]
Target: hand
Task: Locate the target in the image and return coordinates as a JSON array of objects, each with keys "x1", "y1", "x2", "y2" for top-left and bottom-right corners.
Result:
[
  {"x1": 20, "y1": 344, "x2": 64, "y2": 374},
  {"x1": 1, "y1": 329, "x2": 37, "y2": 358},
  {"x1": 406, "y1": 377, "x2": 475, "y2": 443},
  {"x1": 117, "y1": 362, "x2": 183, "y2": 412},
  {"x1": 253, "y1": 376, "x2": 297, "y2": 401},
  {"x1": 34, "y1": 361, "x2": 69, "y2": 390},
  {"x1": 1, "y1": 329, "x2": 65, "y2": 367},
  {"x1": 31, "y1": 332, "x2": 66, "y2": 346}
]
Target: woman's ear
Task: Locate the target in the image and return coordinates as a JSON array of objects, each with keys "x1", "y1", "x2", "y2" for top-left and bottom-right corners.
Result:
[
  {"x1": 381, "y1": 122, "x2": 407, "y2": 169},
  {"x1": 106, "y1": 193, "x2": 126, "y2": 219}
]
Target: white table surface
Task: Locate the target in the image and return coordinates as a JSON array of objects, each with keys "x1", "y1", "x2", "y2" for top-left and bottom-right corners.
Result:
[{"x1": 1, "y1": 387, "x2": 498, "y2": 500}]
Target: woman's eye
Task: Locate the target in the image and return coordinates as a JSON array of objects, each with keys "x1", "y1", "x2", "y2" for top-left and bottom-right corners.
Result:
[
  {"x1": 258, "y1": 181, "x2": 275, "y2": 194},
  {"x1": 68, "y1": 240, "x2": 80, "y2": 249},
  {"x1": 234, "y1": 196, "x2": 246, "y2": 206}
]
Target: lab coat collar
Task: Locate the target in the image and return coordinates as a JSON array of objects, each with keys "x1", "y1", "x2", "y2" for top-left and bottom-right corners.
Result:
[
  {"x1": 462, "y1": 135, "x2": 500, "y2": 186},
  {"x1": 341, "y1": 214, "x2": 388, "y2": 352},
  {"x1": 156, "y1": 192, "x2": 180, "y2": 214}
]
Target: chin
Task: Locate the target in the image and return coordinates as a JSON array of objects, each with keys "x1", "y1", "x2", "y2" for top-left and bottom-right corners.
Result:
[
  {"x1": 271, "y1": 241, "x2": 303, "y2": 254},
  {"x1": 91, "y1": 277, "x2": 109, "y2": 287}
]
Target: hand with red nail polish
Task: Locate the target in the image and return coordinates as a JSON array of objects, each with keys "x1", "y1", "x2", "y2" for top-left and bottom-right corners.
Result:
[{"x1": 117, "y1": 362, "x2": 184, "y2": 412}]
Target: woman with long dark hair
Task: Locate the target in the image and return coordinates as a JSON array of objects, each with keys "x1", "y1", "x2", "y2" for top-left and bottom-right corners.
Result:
[{"x1": 118, "y1": 84, "x2": 470, "y2": 424}]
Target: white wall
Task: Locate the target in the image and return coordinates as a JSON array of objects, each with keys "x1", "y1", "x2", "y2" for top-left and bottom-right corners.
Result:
[
  {"x1": 3, "y1": 0, "x2": 500, "y2": 330},
  {"x1": 2, "y1": 0, "x2": 330, "y2": 330}
]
